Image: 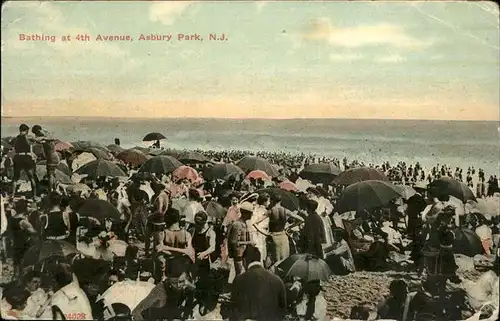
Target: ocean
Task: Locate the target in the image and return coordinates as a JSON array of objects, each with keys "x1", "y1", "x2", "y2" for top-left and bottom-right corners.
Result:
[{"x1": 1, "y1": 117, "x2": 499, "y2": 177}]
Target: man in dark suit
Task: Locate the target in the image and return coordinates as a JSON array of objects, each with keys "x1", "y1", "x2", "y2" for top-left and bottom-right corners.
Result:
[{"x1": 230, "y1": 245, "x2": 287, "y2": 321}]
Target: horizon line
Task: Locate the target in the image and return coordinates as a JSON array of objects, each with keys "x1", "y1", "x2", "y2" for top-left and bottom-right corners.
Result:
[{"x1": 1, "y1": 115, "x2": 499, "y2": 122}]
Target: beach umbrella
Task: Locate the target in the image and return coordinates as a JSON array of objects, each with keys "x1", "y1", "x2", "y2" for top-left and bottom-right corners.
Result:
[
  {"x1": 202, "y1": 163, "x2": 244, "y2": 181},
  {"x1": 37, "y1": 160, "x2": 72, "y2": 176},
  {"x1": 86, "y1": 147, "x2": 113, "y2": 160},
  {"x1": 237, "y1": 156, "x2": 279, "y2": 177},
  {"x1": 256, "y1": 187, "x2": 300, "y2": 212},
  {"x1": 203, "y1": 200, "x2": 227, "y2": 219},
  {"x1": 453, "y1": 228, "x2": 484, "y2": 257},
  {"x1": 116, "y1": 149, "x2": 148, "y2": 167},
  {"x1": 275, "y1": 254, "x2": 332, "y2": 282},
  {"x1": 138, "y1": 155, "x2": 183, "y2": 175},
  {"x1": 75, "y1": 159, "x2": 127, "y2": 179},
  {"x1": 71, "y1": 141, "x2": 105, "y2": 151},
  {"x1": 22, "y1": 240, "x2": 77, "y2": 268},
  {"x1": 172, "y1": 165, "x2": 200, "y2": 183},
  {"x1": 99, "y1": 280, "x2": 155, "y2": 311},
  {"x1": 428, "y1": 177, "x2": 476, "y2": 203},
  {"x1": 106, "y1": 144, "x2": 124, "y2": 155},
  {"x1": 335, "y1": 180, "x2": 405, "y2": 214},
  {"x1": 21, "y1": 164, "x2": 72, "y2": 184},
  {"x1": 279, "y1": 180, "x2": 299, "y2": 192},
  {"x1": 143, "y1": 132, "x2": 166, "y2": 142},
  {"x1": 53, "y1": 140, "x2": 73, "y2": 152},
  {"x1": 160, "y1": 149, "x2": 181, "y2": 158},
  {"x1": 77, "y1": 199, "x2": 121, "y2": 222},
  {"x1": 299, "y1": 163, "x2": 342, "y2": 184},
  {"x1": 333, "y1": 167, "x2": 388, "y2": 185},
  {"x1": 178, "y1": 151, "x2": 209, "y2": 164},
  {"x1": 399, "y1": 185, "x2": 417, "y2": 200},
  {"x1": 72, "y1": 152, "x2": 97, "y2": 171},
  {"x1": 246, "y1": 170, "x2": 271, "y2": 181}
]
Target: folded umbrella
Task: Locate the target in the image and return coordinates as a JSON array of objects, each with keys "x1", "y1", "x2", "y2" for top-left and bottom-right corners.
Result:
[
  {"x1": 138, "y1": 155, "x2": 183, "y2": 175},
  {"x1": 116, "y1": 149, "x2": 148, "y2": 167},
  {"x1": 335, "y1": 180, "x2": 404, "y2": 214},
  {"x1": 236, "y1": 156, "x2": 279, "y2": 177},
  {"x1": 333, "y1": 167, "x2": 388, "y2": 185},
  {"x1": 143, "y1": 132, "x2": 166, "y2": 142},
  {"x1": 428, "y1": 177, "x2": 476, "y2": 203},
  {"x1": 77, "y1": 199, "x2": 121, "y2": 222},
  {"x1": 275, "y1": 254, "x2": 332, "y2": 282},
  {"x1": 75, "y1": 159, "x2": 127, "y2": 179}
]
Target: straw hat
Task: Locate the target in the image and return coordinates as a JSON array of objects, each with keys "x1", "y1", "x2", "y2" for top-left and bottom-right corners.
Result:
[{"x1": 239, "y1": 201, "x2": 254, "y2": 213}]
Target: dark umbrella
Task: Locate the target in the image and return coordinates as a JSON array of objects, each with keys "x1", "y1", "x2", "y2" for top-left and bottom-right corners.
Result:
[
  {"x1": 22, "y1": 240, "x2": 77, "y2": 269},
  {"x1": 77, "y1": 199, "x2": 121, "y2": 222},
  {"x1": 452, "y1": 228, "x2": 484, "y2": 257},
  {"x1": 143, "y1": 133, "x2": 166, "y2": 142},
  {"x1": 275, "y1": 254, "x2": 332, "y2": 282},
  {"x1": 333, "y1": 167, "x2": 388, "y2": 185},
  {"x1": 203, "y1": 200, "x2": 227, "y2": 219},
  {"x1": 86, "y1": 147, "x2": 113, "y2": 160},
  {"x1": 25, "y1": 165, "x2": 73, "y2": 184},
  {"x1": 138, "y1": 155, "x2": 183, "y2": 175},
  {"x1": 161, "y1": 149, "x2": 182, "y2": 158},
  {"x1": 256, "y1": 187, "x2": 300, "y2": 211},
  {"x1": 236, "y1": 156, "x2": 279, "y2": 177},
  {"x1": 335, "y1": 180, "x2": 404, "y2": 213},
  {"x1": 75, "y1": 159, "x2": 127, "y2": 179},
  {"x1": 71, "y1": 141, "x2": 105, "y2": 150},
  {"x1": 37, "y1": 160, "x2": 72, "y2": 176},
  {"x1": 299, "y1": 163, "x2": 342, "y2": 184},
  {"x1": 178, "y1": 151, "x2": 209, "y2": 164},
  {"x1": 107, "y1": 144, "x2": 125, "y2": 155},
  {"x1": 133, "y1": 146, "x2": 150, "y2": 154},
  {"x1": 202, "y1": 163, "x2": 245, "y2": 181},
  {"x1": 116, "y1": 149, "x2": 148, "y2": 167},
  {"x1": 428, "y1": 177, "x2": 476, "y2": 203}
]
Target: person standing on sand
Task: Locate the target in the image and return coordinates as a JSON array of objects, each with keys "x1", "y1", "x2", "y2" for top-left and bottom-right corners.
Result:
[
  {"x1": 10, "y1": 124, "x2": 36, "y2": 200},
  {"x1": 32, "y1": 125, "x2": 59, "y2": 194}
]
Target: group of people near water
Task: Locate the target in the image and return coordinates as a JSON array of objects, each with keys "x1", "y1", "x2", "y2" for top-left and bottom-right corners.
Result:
[{"x1": 0, "y1": 123, "x2": 499, "y2": 321}]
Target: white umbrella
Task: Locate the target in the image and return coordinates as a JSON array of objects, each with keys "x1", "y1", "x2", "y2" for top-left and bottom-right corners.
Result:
[
  {"x1": 72, "y1": 152, "x2": 97, "y2": 171},
  {"x1": 99, "y1": 280, "x2": 155, "y2": 311},
  {"x1": 295, "y1": 178, "x2": 315, "y2": 192}
]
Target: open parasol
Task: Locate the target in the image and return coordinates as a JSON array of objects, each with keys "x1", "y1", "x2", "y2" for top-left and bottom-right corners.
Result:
[
  {"x1": 299, "y1": 163, "x2": 342, "y2": 184},
  {"x1": 99, "y1": 280, "x2": 155, "y2": 311},
  {"x1": 138, "y1": 155, "x2": 183, "y2": 175},
  {"x1": 236, "y1": 156, "x2": 279, "y2": 177},
  {"x1": 202, "y1": 163, "x2": 244, "y2": 181},
  {"x1": 333, "y1": 167, "x2": 388, "y2": 185},
  {"x1": 428, "y1": 177, "x2": 476, "y2": 203},
  {"x1": 75, "y1": 159, "x2": 127, "y2": 179},
  {"x1": 143, "y1": 132, "x2": 166, "y2": 142},
  {"x1": 116, "y1": 149, "x2": 148, "y2": 167},
  {"x1": 256, "y1": 187, "x2": 300, "y2": 212},
  {"x1": 77, "y1": 199, "x2": 121, "y2": 222},
  {"x1": 275, "y1": 254, "x2": 332, "y2": 282}
]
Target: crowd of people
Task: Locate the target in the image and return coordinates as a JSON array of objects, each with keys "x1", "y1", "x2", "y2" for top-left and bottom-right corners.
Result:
[{"x1": 0, "y1": 123, "x2": 499, "y2": 321}]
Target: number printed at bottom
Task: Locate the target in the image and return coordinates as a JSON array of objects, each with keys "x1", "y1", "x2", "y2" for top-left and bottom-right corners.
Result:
[{"x1": 65, "y1": 313, "x2": 87, "y2": 320}]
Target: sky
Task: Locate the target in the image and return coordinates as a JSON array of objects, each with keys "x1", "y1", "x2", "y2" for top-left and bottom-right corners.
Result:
[{"x1": 1, "y1": 1, "x2": 499, "y2": 120}]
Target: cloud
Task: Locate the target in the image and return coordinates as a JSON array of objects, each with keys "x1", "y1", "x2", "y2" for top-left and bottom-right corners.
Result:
[
  {"x1": 375, "y1": 54, "x2": 406, "y2": 63},
  {"x1": 302, "y1": 18, "x2": 433, "y2": 50},
  {"x1": 330, "y1": 53, "x2": 364, "y2": 62},
  {"x1": 149, "y1": 2, "x2": 195, "y2": 25}
]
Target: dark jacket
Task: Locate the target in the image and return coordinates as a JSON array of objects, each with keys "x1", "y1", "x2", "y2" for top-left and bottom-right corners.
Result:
[
  {"x1": 301, "y1": 211, "x2": 326, "y2": 258},
  {"x1": 230, "y1": 263, "x2": 287, "y2": 321}
]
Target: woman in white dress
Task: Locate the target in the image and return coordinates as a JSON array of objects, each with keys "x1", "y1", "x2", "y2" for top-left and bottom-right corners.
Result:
[{"x1": 250, "y1": 193, "x2": 271, "y2": 264}]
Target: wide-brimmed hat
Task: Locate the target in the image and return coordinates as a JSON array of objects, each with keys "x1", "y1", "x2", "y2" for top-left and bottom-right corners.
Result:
[{"x1": 239, "y1": 201, "x2": 254, "y2": 213}]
